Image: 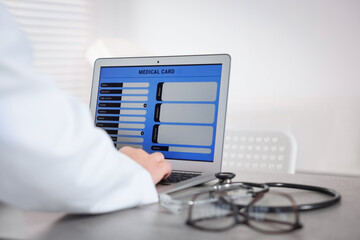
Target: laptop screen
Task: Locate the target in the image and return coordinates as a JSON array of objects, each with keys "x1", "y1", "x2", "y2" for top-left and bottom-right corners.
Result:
[{"x1": 95, "y1": 64, "x2": 222, "y2": 162}]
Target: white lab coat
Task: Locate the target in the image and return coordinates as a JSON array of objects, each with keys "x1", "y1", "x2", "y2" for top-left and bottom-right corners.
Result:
[{"x1": 0, "y1": 4, "x2": 158, "y2": 214}]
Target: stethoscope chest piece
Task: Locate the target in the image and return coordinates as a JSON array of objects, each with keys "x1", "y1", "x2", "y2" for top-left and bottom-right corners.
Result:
[{"x1": 215, "y1": 172, "x2": 236, "y2": 185}]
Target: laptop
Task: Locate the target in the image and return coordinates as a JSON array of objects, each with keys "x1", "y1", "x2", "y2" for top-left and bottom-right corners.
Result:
[{"x1": 89, "y1": 54, "x2": 231, "y2": 194}]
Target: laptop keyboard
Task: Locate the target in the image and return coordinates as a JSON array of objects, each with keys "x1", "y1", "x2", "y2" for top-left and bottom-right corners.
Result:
[{"x1": 159, "y1": 172, "x2": 201, "y2": 185}]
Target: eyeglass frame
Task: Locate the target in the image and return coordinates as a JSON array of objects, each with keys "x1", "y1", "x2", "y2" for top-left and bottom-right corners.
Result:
[{"x1": 186, "y1": 189, "x2": 303, "y2": 233}]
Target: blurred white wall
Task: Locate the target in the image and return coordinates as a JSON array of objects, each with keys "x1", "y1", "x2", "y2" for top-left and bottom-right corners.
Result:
[{"x1": 94, "y1": 0, "x2": 360, "y2": 176}]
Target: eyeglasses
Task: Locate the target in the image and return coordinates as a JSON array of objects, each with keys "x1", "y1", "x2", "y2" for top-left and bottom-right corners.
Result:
[
  {"x1": 160, "y1": 172, "x2": 341, "y2": 234},
  {"x1": 186, "y1": 188, "x2": 303, "y2": 233}
]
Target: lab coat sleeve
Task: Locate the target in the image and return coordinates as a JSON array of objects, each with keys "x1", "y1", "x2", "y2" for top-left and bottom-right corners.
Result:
[{"x1": 0, "y1": 4, "x2": 158, "y2": 214}]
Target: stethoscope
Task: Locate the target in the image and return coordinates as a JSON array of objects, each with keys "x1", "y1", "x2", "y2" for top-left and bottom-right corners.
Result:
[{"x1": 214, "y1": 172, "x2": 341, "y2": 212}]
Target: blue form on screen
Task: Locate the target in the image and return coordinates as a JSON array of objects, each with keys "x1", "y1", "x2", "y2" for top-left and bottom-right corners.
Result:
[{"x1": 95, "y1": 64, "x2": 222, "y2": 162}]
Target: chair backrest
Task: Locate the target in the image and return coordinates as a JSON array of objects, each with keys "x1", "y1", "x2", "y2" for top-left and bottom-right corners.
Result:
[{"x1": 222, "y1": 130, "x2": 297, "y2": 173}]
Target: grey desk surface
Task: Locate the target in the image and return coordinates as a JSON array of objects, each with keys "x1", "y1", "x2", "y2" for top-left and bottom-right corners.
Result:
[{"x1": 0, "y1": 171, "x2": 359, "y2": 240}]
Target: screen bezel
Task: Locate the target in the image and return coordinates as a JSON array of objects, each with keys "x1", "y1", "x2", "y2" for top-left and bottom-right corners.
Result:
[{"x1": 90, "y1": 54, "x2": 231, "y2": 173}]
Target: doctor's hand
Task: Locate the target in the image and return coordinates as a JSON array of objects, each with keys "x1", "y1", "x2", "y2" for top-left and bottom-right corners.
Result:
[{"x1": 119, "y1": 146, "x2": 172, "y2": 184}]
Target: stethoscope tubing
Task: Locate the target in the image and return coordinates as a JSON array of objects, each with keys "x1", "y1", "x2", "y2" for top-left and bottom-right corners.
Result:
[{"x1": 263, "y1": 182, "x2": 341, "y2": 212}]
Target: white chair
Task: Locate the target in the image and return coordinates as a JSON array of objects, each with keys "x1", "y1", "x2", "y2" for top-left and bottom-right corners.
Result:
[{"x1": 222, "y1": 130, "x2": 297, "y2": 173}]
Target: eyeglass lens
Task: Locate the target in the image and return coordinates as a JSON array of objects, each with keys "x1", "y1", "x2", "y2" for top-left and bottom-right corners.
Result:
[{"x1": 247, "y1": 191, "x2": 300, "y2": 233}]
